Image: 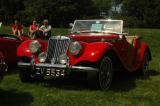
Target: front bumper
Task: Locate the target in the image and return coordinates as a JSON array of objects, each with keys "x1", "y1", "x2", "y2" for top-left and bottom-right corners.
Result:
[{"x1": 18, "y1": 62, "x2": 99, "y2": 73}]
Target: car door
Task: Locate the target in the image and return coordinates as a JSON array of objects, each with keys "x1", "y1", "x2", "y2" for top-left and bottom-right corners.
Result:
[
  {"x1": 125, "y1": 41, "x2": 137, "y2": 68},
  {"x1": 113, "y1": 35, "x2": 137, "y2": 69},
  {"x1": 113, "y1": 35, "x2": 129, "y2": 62}
]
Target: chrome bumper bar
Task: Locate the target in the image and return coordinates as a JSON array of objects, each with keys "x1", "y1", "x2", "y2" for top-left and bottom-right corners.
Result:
[{"x1": 18, "y1": 62, "x2": 99, "y2": 72}]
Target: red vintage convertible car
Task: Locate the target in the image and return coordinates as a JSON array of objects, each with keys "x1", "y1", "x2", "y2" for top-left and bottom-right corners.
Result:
[
  {"x1": 17, "y1": 19, "x2": 151, "y2": 90},
  {"x1": 0, "y1": 33, "x2": 29, "y2": 78},
  {"x1": 0, "y1": 33, "x2": 29, "y2": 65}
]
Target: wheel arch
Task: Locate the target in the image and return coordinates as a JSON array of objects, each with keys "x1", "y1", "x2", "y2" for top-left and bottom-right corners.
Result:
[
  {"x1": 100, "y1": 49, "x2": 123, "y2": 71},
  {"x1": 18, "y1": 56, "x2": 31, "y2": 63},
  {"x1": 139, "y1": 42, "x2": 152, "y2": 62}
]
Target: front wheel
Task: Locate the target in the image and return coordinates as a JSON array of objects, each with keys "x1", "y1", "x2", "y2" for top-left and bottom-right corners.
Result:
[
  {"x1": 99, "y1": 56, "x2": 113, "y2": 90},
  {"x1": 19, "y1": 58, "x2": 34, "y2": 83}
]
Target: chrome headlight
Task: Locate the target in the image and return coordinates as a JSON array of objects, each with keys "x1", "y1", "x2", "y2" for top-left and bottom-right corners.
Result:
[
  {"x1": 59, "y1": 54, "x2": 68, "y2": 64},
  {"x1": 38, "y1": 52, "x2": 47, "y2": 63},
  {"x1": 69, "y1": 41, "x2": 82, "y2": 56},
  {"x1": 29, "y1": 40, "x2": 41, "y2": 54}
]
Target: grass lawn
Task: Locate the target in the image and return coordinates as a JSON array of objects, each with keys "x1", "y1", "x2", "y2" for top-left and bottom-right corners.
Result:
[{"x1": 0, "y1": 26, "x2": 160, "y2": 106}]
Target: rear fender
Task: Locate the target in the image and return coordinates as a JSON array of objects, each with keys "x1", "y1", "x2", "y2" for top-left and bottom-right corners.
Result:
[
  {"x1": 138, "y1": 42, "x2": 151, "y2": 64},
  {"x1": 68, "y1": 42, "x2": 113, "y2": 65}
]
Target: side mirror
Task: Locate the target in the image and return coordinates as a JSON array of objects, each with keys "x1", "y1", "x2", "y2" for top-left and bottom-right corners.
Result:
[{"x1": 118, "y1": 34, "x2": 125, "y2": 41}]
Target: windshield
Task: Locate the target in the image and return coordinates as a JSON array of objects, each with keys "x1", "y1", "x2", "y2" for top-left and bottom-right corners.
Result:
[{"x1": 71, "y1": 20, "x2": 123, "y2": 34}]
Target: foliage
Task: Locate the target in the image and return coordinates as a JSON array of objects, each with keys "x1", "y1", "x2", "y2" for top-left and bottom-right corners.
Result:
[
  {"x1": 0, "y1": 0, "x2": 99, "y2": 27},
  {"x1": 0, "y1": 0, "x2": 25, "y2": 24},
  {"x1": 92, "y1": 0, "x2": 111, "y2": 15},
  {"x1": 0, "y1": 0, "x2": 160, "y2": 27},
  {"x1": 121, "y1": 0, "x2": 160, "y2": 27}
]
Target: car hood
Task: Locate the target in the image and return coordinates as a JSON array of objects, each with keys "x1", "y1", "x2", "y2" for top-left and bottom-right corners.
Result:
[{"x1": 69, "y1": 33, "x2": 120, "y2": 43}]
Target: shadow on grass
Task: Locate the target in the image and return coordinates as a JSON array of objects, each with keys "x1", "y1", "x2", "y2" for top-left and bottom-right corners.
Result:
[
  {"x1": 5, "y1": 67, "x2": 19, "y2": 75},
  {"x1": 148, "y1": 69, "x2": 160, "y2": 76},
  {"x1": 33, "y1": 69, "x2": 159, "y2": 91},
  {"x1": 0, "y1": 89, "x2": 33, "y2": 106},
  {"x1": 110, "y1": 69, "x2": 160, "y2": 92},
  {"x1": 41, "y1": 74, "x2": 89, "y2": 90}
]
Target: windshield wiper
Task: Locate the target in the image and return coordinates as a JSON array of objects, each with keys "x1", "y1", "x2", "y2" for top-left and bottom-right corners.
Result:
[
  {"x1": 71, "y1": 30, "x2": 100, "y2": 34},
  {"x1": 79, "y1": 30, "x2": 101, "y2": 33},
  {"x1": 71, "y1": 31, "x2": 80, "y2": 34}
]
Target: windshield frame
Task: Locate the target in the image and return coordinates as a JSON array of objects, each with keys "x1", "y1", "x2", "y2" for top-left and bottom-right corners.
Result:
[{"x1": 71, "y1": 19, "x2": 123, "y2": 34}]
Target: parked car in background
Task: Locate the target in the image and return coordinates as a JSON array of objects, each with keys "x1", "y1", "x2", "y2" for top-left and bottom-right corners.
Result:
[
  {"x1": 17, "y1": 19, "x2": 151, "y2": 90},
  {"x1": 0, "y1": 33, "x2": 29, "y2": 69}
]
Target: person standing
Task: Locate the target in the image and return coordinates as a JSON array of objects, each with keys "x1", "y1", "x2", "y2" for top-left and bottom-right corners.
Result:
[
  {"x1": 11, "y1": 20, "x2": 24, "y2": 37},
  {"x1": 39, "y1": 19, "x2": 52, "y2": 39}
]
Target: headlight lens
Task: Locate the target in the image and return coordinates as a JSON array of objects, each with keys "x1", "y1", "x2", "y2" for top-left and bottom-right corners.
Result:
[
  {"x1": 59, "y1": 54, "x2": 67, "y2": 64},
  {"x1": 29, "y1": 40, "x2": 41, "y2": 53},
  {"x1": 69, "y1": 41, "x2": 82, "y2": 56},
  {"x1": 38, "y1": 52, "x2": 47, "y2": 63}
]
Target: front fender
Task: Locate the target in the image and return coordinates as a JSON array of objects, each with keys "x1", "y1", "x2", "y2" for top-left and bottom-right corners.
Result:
[
  {"x1": 68, "y1": 42, "x2": 113, "y2": 65},
  {"x1": 17, "y1": 40, "x2": 48, "y2": 59}
]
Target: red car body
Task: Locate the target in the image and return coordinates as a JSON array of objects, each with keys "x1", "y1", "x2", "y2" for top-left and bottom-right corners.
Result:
[
  {"x1": 17, "y1": 39, "x2": 48, "y2": 61},
  {"x1": 0, "y1": 34, "x2": 29, "y2": 67},
  {"x1": 17, "y1": 34, "x2": 151, "y2": 72},
  {"x1": 68, "y1": 34, "x2": 151, "y2": 72},
  {"x1": 17, "y1": 19, "x2": 151, "y2": 89}
]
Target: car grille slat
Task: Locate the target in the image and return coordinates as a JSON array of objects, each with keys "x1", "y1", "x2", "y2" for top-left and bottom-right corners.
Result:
[{"x1": 46, "y1": 36, "x2": 70, "y2": 63}]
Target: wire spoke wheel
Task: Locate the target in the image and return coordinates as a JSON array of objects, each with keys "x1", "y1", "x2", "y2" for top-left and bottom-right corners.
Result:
[{"x1": 99, "y1": 56, "x2": 113, "y2": 90}]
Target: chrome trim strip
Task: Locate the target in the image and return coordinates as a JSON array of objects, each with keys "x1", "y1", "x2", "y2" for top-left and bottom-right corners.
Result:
[{"x1": 18, "y1": 62, "x2": 99, "y2": 72}]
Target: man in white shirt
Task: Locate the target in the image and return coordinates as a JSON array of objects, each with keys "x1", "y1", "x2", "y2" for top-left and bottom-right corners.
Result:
[{"x1": 39, "y1": 19, "x2": 52, "y2": 39}]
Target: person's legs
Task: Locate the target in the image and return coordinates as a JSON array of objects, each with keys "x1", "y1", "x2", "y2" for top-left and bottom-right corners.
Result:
[
  {"x1": 14, "y1": 30, "x2": 18, "y2": 36},
  {"x1": 46, "y1": 31, "x2": 51, "y2": 39},
  {"x1": 18, "y1": 30, "x2": 21, "y2": 37}
]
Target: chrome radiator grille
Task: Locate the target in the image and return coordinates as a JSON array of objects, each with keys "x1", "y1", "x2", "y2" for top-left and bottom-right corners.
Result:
[{"x1": 46, "y1": 36, "x2": 70, "y2": 63}]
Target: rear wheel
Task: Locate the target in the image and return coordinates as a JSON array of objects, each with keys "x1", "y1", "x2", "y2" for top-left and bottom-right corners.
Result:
[{"x1": 141, "y1": 52, "x2": 150, "y2": 76}]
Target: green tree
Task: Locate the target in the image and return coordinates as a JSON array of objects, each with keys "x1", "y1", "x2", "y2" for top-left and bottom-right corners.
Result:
[
  {"x1": 0, "y1": 0, "x2": 24, "y2": 24},
  {"x1": 21, "y1": 0, "x2": 96, "y2": 27},
  {"x1": 121, "y1": 0, "x2": 160, "y2": 27},
  {"x1": 92, "y1": 0, "x2": 111, "y2": 16}
]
